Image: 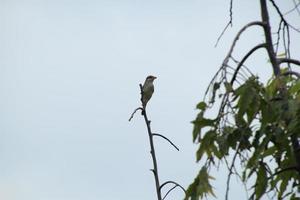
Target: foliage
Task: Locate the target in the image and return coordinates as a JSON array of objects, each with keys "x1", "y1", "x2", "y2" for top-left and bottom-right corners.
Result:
[
  {"x1": 184, "y1": 0, "x2": 300, "y2": 199},
  {"x1": 186, "y1": 73, "x2": 300, "y2": 199}
]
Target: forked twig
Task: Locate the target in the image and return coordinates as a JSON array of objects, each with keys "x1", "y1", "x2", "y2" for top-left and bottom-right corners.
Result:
[{"x1": 159, "y1": 180, "x2": 186, "y2": 195}]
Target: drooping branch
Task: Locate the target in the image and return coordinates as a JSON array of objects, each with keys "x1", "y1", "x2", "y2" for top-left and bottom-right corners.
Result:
[
  {"x1": 152, "y1": 133, "x2": 179, "y2": 151},
  {"x1": 162, "y1": 185, "x2": 178, "y2": 200},
  {"x1": 128, "y1": 107, "x2": 143, "y2": 121},
  {"x1": 159, "y1": 180, "x2": 186, "y2": 196},
  {"x1": 230, "y1": 43, "x2": 266, "y2": 85},
  {"x1": 214, "y1": 0, "x2": 234, "y2": 47},
  {"x1": 281, "y1": 71, "x2": 300, "y2": 78},
  {"x1": 222, "y1": 21, "x2": 265, "y2": 68},
  {"x1": 278, "y1": 58, "x2": 300, "y2": 67},
  {"x1": 204, "y1": 21, "x2": 265, "y2": 98}
]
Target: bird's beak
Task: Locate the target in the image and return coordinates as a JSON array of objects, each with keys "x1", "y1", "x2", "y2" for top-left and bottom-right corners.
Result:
[{"x1": 153, "y1": 76, "x2": 157, "y2": 79}]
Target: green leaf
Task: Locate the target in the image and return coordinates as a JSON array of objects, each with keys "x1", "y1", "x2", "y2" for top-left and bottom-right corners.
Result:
[
  {"x1": 196, "y1": 130, "x2": 217, "y2": 161},
  {"x1": 224, "y1": 82, "x2": 233, "y2": 93},
  {"x1": 192, "y1": 113, "x2": 216, "y2": 143},
  {"x1": 255, "y1": 163, "x2": 268, "y2": 199},
  {"x1": 262, "y1": 146, "x2": 276, "y2": 158},
  {"x1": 234, "y1": 77, "x2": 261, "y2": 124},
  {"x1": 184, "y1": 167, "x2": 216, "y2": 200},
  {"x1": 289, "y1": 80, "x2": 300, "y2": 94},
  {"x1": 196, "y1": 101, "x2": 207, "y2": 110}
]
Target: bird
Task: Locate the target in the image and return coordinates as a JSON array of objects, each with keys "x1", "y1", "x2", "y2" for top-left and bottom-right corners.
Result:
[{"x1": 142, "y1": 75, "x2": 157, "y2": 107}]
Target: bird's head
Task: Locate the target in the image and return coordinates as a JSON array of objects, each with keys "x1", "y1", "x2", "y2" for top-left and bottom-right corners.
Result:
[{"x1": 146, "y1": 75, "x2": 157, "y2": 82}]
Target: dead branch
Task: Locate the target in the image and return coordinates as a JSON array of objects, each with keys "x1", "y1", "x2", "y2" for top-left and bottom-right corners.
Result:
[
  {"x1": 128, "y1": 107, "x2": 143, "y2": 121},
  {"x1": 159, "y1": 180, "x2": 186, "y2": 195},
  {"x1": 215, "y1": 0, "x2": 234, "y2": 47},
  {"x1": 230, "y1": 43, "x2": 266, "y2": 85},
  {"x1": 152, "y1": 133, "x2": 179, "y2": 151},
  {"x1": 268, "y1": 0, "x2": 300, "y2": 33},
  {"x1": 222, "y1": 21, "x2": 265, "y2": 68}
]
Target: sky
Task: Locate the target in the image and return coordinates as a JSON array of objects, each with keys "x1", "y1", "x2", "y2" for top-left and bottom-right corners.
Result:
[{"x1": 0, "y1": 0, "x2": 300, "y2": 200}]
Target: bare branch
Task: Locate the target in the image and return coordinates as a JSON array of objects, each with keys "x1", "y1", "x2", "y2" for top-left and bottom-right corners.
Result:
[
  {"x1": 215, "y1": 22, "x2": 232, "y2": 48},
  {"x1": 285, "y1": 0, "x2": 300, "y2": 15},
  {"x1": 153, "y1": 133, "x2": 179, "y2": 151},
  {"x1": 278, "y1": 58, "x2": 300, "y2": 66},
  {"x1": 230, "y1": 43, "x2": 266, "y2": 85},
  {"x1": 282, "y1": 71, "x2": 300, "y2": 78},
  {"x1": 128, "y1": 107, "x2": 143, "y2": 121},
  {"x1": 142, "y1": 109, "x2": 162, "y2": 200},
  {"x1": 269, "y1": 0, "x2": 300, "y2": 32},
  {"x1": 162, "y1": 185, "x2": 178, "y2": 200},
  {"x1": 159, "y1": 181, "x2": 186, "y2": 194},
  {"x1": 132, "y1": 83, "x2": 163, "y2": 200},
  {"x1": 214, "y1": 0, "x2": 234, "y2": 47},
  {"x1": 204, "y1": 21, "x2": 265, "y2": 99},
  {"x1": 225, "y1": 148, "x2": 240, "y2": 200},
  {"x1": 222, "y1": 21, "x2": 265, "y2": 68}
]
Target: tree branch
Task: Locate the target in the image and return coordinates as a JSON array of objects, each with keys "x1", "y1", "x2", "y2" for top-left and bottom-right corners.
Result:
[
  {"x1": 138, "y1": 84, "x2": 162, "y2": 200},
  {"x1": 152, "y1": 133, "x2": 179, "y2": 151},
  {"x1": 260, "y1": 0, "x2": 280, "y2": 76},
  {"x1": 230, "y1": 43, "x2": 266, "y2": 85},
  {"x1": 225, "y1": 147, "x2": 240, "y2": 200},
  {"x1": 268, "y1": 0, "x2": 300, "y2": 32},
  {"x1": 261, "y1": 0, "x2": 300, "y2": 176},
  {"x1": 162, "y1": 185, "x2": 178, "y2": 200},
  {"x1": 281, "y1": 71, "x2": 300, "y2": 78},
  {"x1": 159, "y1": 180, "x2": 186, "y2": 195},
  {"x1": 222, "y1": 21, "x2": 265, "y2": 68},
  {"x1": 214, "y1": 0, "x2": 234, "y2": 47},
  {"x1": 205, "y1": 21, "x2": 265, "y2": 98},
  {"x1": 278, "y1": 58, "x2": 300, "y2": 67},
  {"x1": 128, "y1": 107, "x2": 143, "y2": 121}
]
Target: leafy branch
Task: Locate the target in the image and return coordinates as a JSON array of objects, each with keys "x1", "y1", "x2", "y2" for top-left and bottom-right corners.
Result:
[{"x1": 186, "y1": 0, "x2": 300, "y2": 199}]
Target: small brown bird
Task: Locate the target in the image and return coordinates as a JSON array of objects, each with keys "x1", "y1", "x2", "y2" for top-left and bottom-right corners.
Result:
[{"x1": 142, "y1": 75, "x2": 157, "y2": 107}]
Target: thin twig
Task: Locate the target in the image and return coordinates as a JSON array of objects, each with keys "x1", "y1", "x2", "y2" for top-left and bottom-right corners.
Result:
[
  {"x1": 222, "y1": 21, "x2": 265, "y2": 68},
  {"x1": 159, "y1": 180, "x2": 186, "y2": 194},
  {"x1": 214, "y1": 0, "x2": 234, "y2": 47},
  {"x1": 269, "y1": 0, "x2": 300, "y2": 32},
  {"x1": 230, "y1": 43, "x2": 266, "y2": 85},
  {"x1": 162, "y1": 185, "x2": 178, "y2": 200},
  {"x1": 204, "y1": 21, "x2": 265, "y2": 100},
  {"x1": 284, "y1": 0, "x2": 300, "y2": 15},
  {"x1": 152, "y1": 133, "x2": 180, "y2": 151},
  {"x1": 128, "y1": 107, "x2": 143, "y2": 121},
  {"x1": 225, "y1": 148, "x2": 240, "y2": 200}
]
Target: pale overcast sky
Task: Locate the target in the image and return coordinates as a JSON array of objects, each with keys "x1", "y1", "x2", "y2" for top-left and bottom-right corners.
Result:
[{"x1": 0, "y1": 1, "x2": 299, "y2": 200}]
